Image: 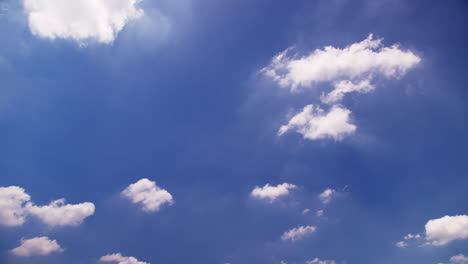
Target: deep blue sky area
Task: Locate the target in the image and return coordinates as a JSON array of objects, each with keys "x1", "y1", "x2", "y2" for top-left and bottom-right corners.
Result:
[{"x1": 1, "y1": 0, "x2": 468, "y2": 264}]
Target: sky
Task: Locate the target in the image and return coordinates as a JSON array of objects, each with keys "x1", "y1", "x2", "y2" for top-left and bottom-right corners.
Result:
[{"x1": 0, "y1": 0, "x2": 468, "y2": 264}]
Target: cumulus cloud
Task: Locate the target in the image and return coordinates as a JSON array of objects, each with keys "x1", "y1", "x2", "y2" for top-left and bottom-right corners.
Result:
[
  {"x1": 100, "y1": 253, "x2": 150, "y2": 264},
  {"x1": 318, "y1": 188, "x2": 337, "y2": 204},
  {"x1": 306, "y1": 258, "x2": 336, "y2": 264},
  {"x1": 0, "y1": 186, "x2": 95, "y2": 227},
  {"x1": 121, "y1": 178, "x2": 174, "y2": 212},
  {"x1": 449, "y1": 254, "x2": 468, "y2": 264},
  {"x1": 279, "y1": 105, "x2": 356, "y2": 141},
  {"x1": 0, "y1": 186, "x2": 31, "y2": 226},
  {"x1": 26, "y1": 199, "x2": 95, "y2": 227},
  {"x1": 261, "y1": 34, "x2": 421, "y2": 91},
  {"x1": 250, "y1": 183, "x2": 297, "y2": 202},
  {"x1": 281, "y1": 225, "x2": 316, "y2": 241},
  {"x1": 425, "y1": 215, "x2": 468, "y2": 246},
  {"x1": 10, "y1": 237, "x2": 63, "y2": 257},
  {"x1": 22, "y1": 0, "x2": 144, "y2": 43}
]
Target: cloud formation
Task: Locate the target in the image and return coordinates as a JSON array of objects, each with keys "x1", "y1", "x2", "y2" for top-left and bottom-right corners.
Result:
[
  {"x1": 306, "y1": 258, "x2": 336, "y2": 264},
  {"x1": 449, "y1": 254, "x2": 468, "y2": 264},
  {"x1": 0, "y1": 186, "x2": 95, "y2": 227},
  {"x1": 425, "y1": 215, "x2": 468, "y2": 246},
  {"x1": 281, "y1": 225, "x2": 316, "y2": 241},
  {"x1": 250, "y1": 183, "x2": 297, "y2": 202},
  {"x1": 261, "y1": 34, "x2": 420, "y2": 91},
  {"x1": 100, "y1": 253, "x2": 150, "y2": 264},
  {"x1": 22, "y1": 0, "x2": 144, "y2": 43},
  {"x1": 278, "y1": 105, "x2": 356, "y2": 140},
  {"x1": 121, "y1": 178, "x2": 174, "y2": 212},
  {"x1": 26, "y1": 199, "x2": 95, "y2": 227},
  {"x1": 10, "y1": 237, "x2": 63, "y2": 257},
  {"x1": 318, "y1": 188, "x2": 337, "y2": 205}
]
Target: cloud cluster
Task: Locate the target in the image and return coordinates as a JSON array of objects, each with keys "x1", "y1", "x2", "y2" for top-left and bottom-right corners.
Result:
[
  {"x1": 250, "y1": 183, "x2": 297, "y2": 202},
  {"x1": 278, "y1": 105, "x2": 355, "y2": 141},
  {"x1": 100, "y1": 253, "x2": 150, "y2": 264},
  {"x1": 10, "y1": 237, "x2": 63, "y2": 257},
  {"x1": 262, "y1": 34, "x2": 421, "y2": 141},
  {"x1": 121, "y1": 179, "x2": 174, "y2": 212},
  {"x1": 0, "y1": 186, "x2": 95, "y2": 227},
  {"x1": 22, "y1": 0, "x2": 144, "y2": 43},
  {"x1": 281, "y1": 225, "x2": 316, "y2": 241},
  {"x1": 395, "y1": 233, "x2": 422, "y2": 248}
]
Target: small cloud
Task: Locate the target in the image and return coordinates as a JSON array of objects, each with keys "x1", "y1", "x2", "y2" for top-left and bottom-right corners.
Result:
[
  {"x1": 318, "y1": 188, "x2": 336, "y2": 205},
  {"x1": 302, "y1": 208, "x2": 311, "y2": 214},
  {"x1": 449, "y1": 254, "x2": 468, "y2": 264},
  {"x1": 121, "y1": 178, "x2": 174, "y2": 212},
  {"x1": 306, "y1": 258, "x2": 336, "y2": 264},
  {"x1": 10, "y1": 237, "x2": 63, "y2": 257},
  {"x1": 281, "y1": 225, "x2": 317, "y2": 242},
  {"x1": 278, "y1": 105, "x2": 356, "y2": 141},
  {"x1": 396, "y1": 233, "x2": 422, "y2": 248},
  {"x1": 316, "y1": 209, "x2": 324, "y2": 217},
  {"x1": 250, "y1": 183, "x2": 297, "y2": 202},
  {"x1": 100, "y1": 253, "x2": 150, "y2": 264}
]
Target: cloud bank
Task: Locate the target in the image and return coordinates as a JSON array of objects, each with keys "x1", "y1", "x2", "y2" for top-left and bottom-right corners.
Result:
[
  {"x1": 22, "y1": 0, "x2": 144, "y2": 43},
  {"x1": 121, "y1": 178, "x2": 174, "y2": 212},
  {"x1": 10, "y1": 237, "x2": 63, "y2": 257}
]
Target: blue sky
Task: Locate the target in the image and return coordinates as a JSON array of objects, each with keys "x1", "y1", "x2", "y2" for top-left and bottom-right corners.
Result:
[{"x1": 0, "y1": 0, "x2": 468, "y2": 264}]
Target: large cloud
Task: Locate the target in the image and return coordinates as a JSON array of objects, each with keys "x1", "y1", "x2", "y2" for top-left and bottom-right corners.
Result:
[
  {"x1": 0, "y1": 186, "x2": 95, "y2": 227},
  {"x1": 278, "y1": 105, "x2": 356, "y2": 140},
  {"x1": 425, "y1": 215, "x2": 468, "y2": 246},
  {"x1": 100, "y1": 253, "x2": 150, "y2": 264},
  {"x1": 121, "y1": 179, "x2": 174, "y2": 212},
  {"x1": 250, "y1": 183, "x2": 297, "y2": 202},
  {"x1": 281, "y1": 225, "x2": 316, "y2": 241},
  {"x1": 22, "y1": 0, "x2": 144, "y2": 43},
  {"x1": 261, "y1": 34, "x2": 421, "y2": 91},
  {"x1": 0, "y1": 186, "x2": 31, "y2": 226},
  {"x1": 10, "y1": 237, "x2": 63, "y2": 257}
]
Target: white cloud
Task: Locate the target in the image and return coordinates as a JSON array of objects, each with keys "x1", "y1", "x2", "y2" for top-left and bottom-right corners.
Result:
[
  {"x1": 261, "y1": 34, "x2": 421, "y2": 91},
  {"x1": 250, "y1": 183, "x2": 297, "y2": 202},
  {"x1": 281, "y1": 225, "x2": 316, "y2": 241},
  {"x1": 425, "y1": 215, "x2": 468, "y2": 246},
  {"x1": 318, "y1": 188, "x2": 336, "y2": 204},
  {"x1": 22, "y1": 0, "x2": 144, "y2": 43},
  {"x1": 0, "y1": 186, "x2": 95, "y2": 227},
  {"x1": 0, "y1": 186, "x2": 30, "y2": 227},
  {"x1": 278, "y1": 105, "x2": 356, "y2": 141},
  {"x1": 395, "y1": 241, "x2": 407, "y2": 248},
  {"x1": 302, "y1": 208, "x2": 311, "y2": 214},
  {"x1": 100, "y1": 253, "x2": 150, "y2": 264},
  {"x1": 306, "y1": 258, "x2": 336, "y2": 264},
  {"x1": 10, "y1": 237, "x2": 63, "y2": 257},
  {"x1": 26, "y1": 199, "x2": 95, "y2": 227},
  {"x1": 450, "y1": 254, "x2": 468, "y2": 264},
  {"x1": 121, "y1": 178, "x2": 174, "y2": 212},
  {"x1": 321, "y1": 80, "x2": 374, "y2": 104},
  {"x1": 316, "y1": 209, "x2": 324, "y2": 217}
]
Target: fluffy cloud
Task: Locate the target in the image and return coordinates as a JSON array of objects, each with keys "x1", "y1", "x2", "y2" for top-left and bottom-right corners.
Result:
[
  {"x1": 22, "y1": 0, "x2": 144, "y2": 43},
  {"x1": 278, "y1": 105, "x2": 356, "y2": 141},
  {"x1": 318, "y1": 188, "x2": 336, "y2": 204},
  {"x1": 261, "y1": 34, "x2": 421, "y2": 91},
  {"x1": 425, "y1": 215, "x2": 468, "y2": 246},
  {"x1": 0, "y1": 186, "x2": 95, "y2": 227},
  {"x1": 100, "y1": 253, "x2": 150, "y2": 264},
  {"x1": 0, "y1": 186, "x2": 30, "y2": 226},
  {"x1": 281, "y1": 225, "x2": 316, "y2": 241},
  {"x1": 10, "y1": 237, "x2": 63, "y2": 257},
  {"x1": 449, "y1": 254, "x2": 468, "y2": 264},
  {"x1": 250, "y1": 183, "x2": 297, "y2": 202},
  {"x1": 306, "y1": 258, "x2": 336, "y2": 264},
  {"x1": 26, "y1": 199, "x2": 95, "y2": 227},
  {"x1": 121, "y1": 179, "x2": 174, "y2": 212},
  {"x1": 321, "y1": 80, "x2": 374, "y2": 104}
]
